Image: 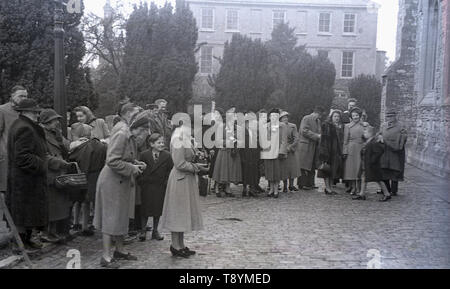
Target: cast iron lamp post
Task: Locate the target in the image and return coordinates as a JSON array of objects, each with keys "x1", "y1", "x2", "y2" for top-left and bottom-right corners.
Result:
[{"x1": 54, "y1": 0, "x2": 67, "y2": 136}]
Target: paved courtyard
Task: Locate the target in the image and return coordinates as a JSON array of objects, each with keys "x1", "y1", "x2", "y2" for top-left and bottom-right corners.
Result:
[{"x1": 12, "y1": 164, "x2": 450, "y2": 269}]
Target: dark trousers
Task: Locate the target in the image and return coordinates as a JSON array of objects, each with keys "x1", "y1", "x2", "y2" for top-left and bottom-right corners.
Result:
[
  {"x1": 299, "y1": 169, "x2": 315, "y2": 188},
  {"x1": 383, "y1": 180, "x2": 398, "y2": 194}
]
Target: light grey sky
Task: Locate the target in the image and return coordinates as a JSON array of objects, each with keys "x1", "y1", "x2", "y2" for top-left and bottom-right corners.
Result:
[{"x1": 84, "y1": 0, "x2": 398, "y2": 61}]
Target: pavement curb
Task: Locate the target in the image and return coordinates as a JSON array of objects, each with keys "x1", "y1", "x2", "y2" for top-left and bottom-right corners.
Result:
[{"x1": 0, "y1": 255, "x2": 23, "y2": 269}]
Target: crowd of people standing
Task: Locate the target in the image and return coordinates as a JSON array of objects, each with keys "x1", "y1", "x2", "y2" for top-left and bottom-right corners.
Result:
[{"x1": 0, "y1": 85, "x2": 408, "y2": 268}]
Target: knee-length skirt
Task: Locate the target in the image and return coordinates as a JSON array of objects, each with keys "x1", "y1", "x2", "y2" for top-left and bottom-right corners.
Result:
[
  {"x1": 264, "y1": 158, "x2": 286, "y2": 182},
  {"x1": 213, "y1": 149, "x2": 242, "y2": 183},
  {"x1": 285, "y1": 151, "x2": 300, "y2": 179}
]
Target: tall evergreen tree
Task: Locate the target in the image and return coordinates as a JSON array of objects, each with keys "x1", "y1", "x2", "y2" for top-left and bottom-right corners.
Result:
[
  {"x1": 266, "y1": 23, "x2": 298, "y2": 107},
  {"x1": 266, "y1": 23, "x2": 336, "y2": 124},
  {"x1": 214, "y1": 34, "x2": 273, "y2": 111},
  {"x1": 119, "y1": 0, "x2": 198, "y2": 113},
  {"x1": 0, "y1": 0, "x2": 96, "y2": 109},
  {"x1": 349, "y1": 74, "x2": 382, "y2": 128}
]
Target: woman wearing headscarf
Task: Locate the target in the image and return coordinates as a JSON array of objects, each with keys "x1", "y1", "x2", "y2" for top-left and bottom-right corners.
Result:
[
  {"x1": 94, "y1": 103, "x2": 148, "y2": 268},
  {"x1": 39, "y1": 109, "x2": 73, "y2": 243},
  {"x1": 342, "y1": 107, "x2": 366, "y2": 195},
  {"x1": 318, "y1": 110, "x2": 344, "y2": 195},
  {"x1": 160, "y1": 122, "x2": 208, "y2": 258}
]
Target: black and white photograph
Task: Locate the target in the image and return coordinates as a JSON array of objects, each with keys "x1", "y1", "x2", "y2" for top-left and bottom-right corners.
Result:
[{"x1": 0, "y1": 0, "x2": 449, "y2": 275}]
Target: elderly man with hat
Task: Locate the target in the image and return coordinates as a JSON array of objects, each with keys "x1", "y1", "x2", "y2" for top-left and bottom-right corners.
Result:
[
  {"x1": 5, "y1": 99, "x2": 48, "y2": 249},
  {"x1": 380, "y1": 109, "x2": 407, "y2": 196},
  {"x1": 0, "y1": 85, "x2": 29, "y2": 196},
  {"x1": 297, "y1": 106, "x2": 325, "y2": 190},
  {"x1": 152, "y1": 99, "x2": 173, "y2": 149},
  {"x1": 39, "y1": 109, "x2": 74, "y2": 243}
]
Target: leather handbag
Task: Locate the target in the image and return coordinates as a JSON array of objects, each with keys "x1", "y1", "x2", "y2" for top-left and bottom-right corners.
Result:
[
  {"x1": 318, "y1": 162, "x2": 331, "y2": 176},
  {"x1": 54, "y1": 162, "x2": 88, "y2": 190}
]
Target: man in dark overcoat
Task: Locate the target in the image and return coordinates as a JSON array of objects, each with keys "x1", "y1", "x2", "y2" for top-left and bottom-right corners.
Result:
[
  {"x1": 380, "y1": 109, "x2": 407, "y2": 196},
  {"x1": 0, "y1": 85, "x2": 29, "y2": 194},
  {"x1": 6, "y1": 99, "x2": 48, "y2": 249},
  {"x1": 297, "y1": 106, "x2": 324, "y2": 190}
]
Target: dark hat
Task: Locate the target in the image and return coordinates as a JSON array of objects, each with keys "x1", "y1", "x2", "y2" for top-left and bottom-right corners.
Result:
[
  {"x1": 130, "y1": 117, "x2": 150, "y2": 130},
  {"x1": 146, "y1": 103, "x2": 158, "y2": 110},
  {"x1": 15, "y1": 99, "x2": 41, "y2": 112},
  {"x1": 279, "y1": 111, "x2": 289, "y2": 119},
  {"x1": 349, "y1": 107, "x2": 363, "y2": 116},
  {"x1": 39, "y1": 109, "x2": 62, "y2": 124},
  {"x1": 386, "y1": 109, "x2": 397, "y2": 117},
  {"x1": 154, "y1": 99, "x2": 167, "y2": 106}
]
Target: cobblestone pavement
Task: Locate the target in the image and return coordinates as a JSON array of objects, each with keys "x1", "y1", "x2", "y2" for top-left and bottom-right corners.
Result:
[{"x1": 13, "y1": 164, "x2": 450, "y2": 269}]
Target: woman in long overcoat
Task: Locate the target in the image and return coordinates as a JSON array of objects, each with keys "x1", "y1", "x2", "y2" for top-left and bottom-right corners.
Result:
[
  {"x1": 318, "y1": 110, "x2": 344, "y2": 195},
  {"x1": 342, "y1": 107, "x2": 366, "y2": 195},
  {"x1": 93, "y1": 103, "x2": 147, "y2": 268},
  {"x1": 138, "y1": 133, "x2": 173, "y2": 241},
  {"x1": 160, "y1": 124, "x2": 208, "y2": 258},
  {"x1": 40, "y1": 109, "x2": 73, "y2": 240},
  {"x1": 280, "y1": 112, "x2": 299, "y2": 192}
]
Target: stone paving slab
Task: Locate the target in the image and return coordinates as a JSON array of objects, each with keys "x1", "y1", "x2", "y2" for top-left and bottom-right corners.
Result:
[{"x1": 10, "y1": 164, "x2": 450, "y2": 269}]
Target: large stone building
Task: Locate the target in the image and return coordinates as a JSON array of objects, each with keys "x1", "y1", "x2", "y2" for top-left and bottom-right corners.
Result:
[
  {"x1": 186, "y1": 0, "x2": 385, "y2": 105},
  {"x1": 381, "y1": 0, "x2": 449, "y2": 178}
]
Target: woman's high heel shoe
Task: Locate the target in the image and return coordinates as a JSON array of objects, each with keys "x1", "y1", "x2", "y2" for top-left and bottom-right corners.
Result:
[
  {"x1": 100, "y1": 257, "x2": 120, "y2": 269},
  {"x1": 183, "y1": 247, "x2": 196, "y2": 256},
  {"x1": 352, "y1": 195, "x2": 366, "y2": 200},
  {"x1": 170, "y1": 246, "x2": 190, "y2": 258}
]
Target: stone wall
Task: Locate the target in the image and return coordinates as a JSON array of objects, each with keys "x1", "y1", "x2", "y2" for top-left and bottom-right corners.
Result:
[
  {"x1": 381, "y1": 0, "x2": 418, "y2": 133},
  {"x1": 382, "y1": 0, "x2": 450, "y2": 178}
]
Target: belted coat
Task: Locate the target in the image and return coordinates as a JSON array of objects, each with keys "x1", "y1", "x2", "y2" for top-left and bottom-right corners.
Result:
[{"x1": 94, "y1": 121, "x2": 138, "y2": 236}]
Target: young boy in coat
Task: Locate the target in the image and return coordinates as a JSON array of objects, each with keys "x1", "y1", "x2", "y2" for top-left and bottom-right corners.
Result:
[
  {"x1": 353, "y1": 126, "x2": 391, "y2": 202},
  {"x1": 137, "y1": 133, "x2": 173, "y2": 241}
]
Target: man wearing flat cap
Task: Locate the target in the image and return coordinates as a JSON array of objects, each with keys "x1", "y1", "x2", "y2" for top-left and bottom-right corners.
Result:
[
  {"x1": 152, "y1": 99, "x2": 172, "y2": 149},
  {"x1": 6, "y1": 99, "x2": 48, "y2": 249},
  {"x1": 380, "y1": 109, "x2": 407, "y2": 196}
]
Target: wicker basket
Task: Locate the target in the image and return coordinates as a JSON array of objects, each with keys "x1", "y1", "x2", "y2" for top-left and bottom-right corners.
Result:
[{"x1": 54, "y1": 162, "x2": 88, "y2": 190}]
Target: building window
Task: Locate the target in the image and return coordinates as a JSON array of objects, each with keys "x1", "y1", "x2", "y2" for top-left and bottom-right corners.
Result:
[
  {"x1": 343, "y1": 13, "x2": 356, "y2": 33},
  {"x1": 200, "y1": 46, "x2": 213, "y2": 74},
  {"x1": 296, "y1": 11, "x2": 307, "y2": 34},
  {"x1": 318, "y1": 50, "x2": 329, "y2": 58},
  {"x1": 273, "y1": 11, "x2": 286, "y2": 28},
  {"x1": 250, "y1": 9, "x2": 262, "y2": 33},
  {"x1": 318, "y1": 12, "x2": 331, "y2": 33},
  {"x1": 341, "y1": 51, "x2": 354, "y2": 78},
  {"x1": 423, "y1": 0, "x2": 439, "y2": 92},
  {"x1": 201, "y1": 8, "x2": 214, "y2": 30},
  {"x1": 226, "y1": 9, "x2": 239, "y2": 31}
]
